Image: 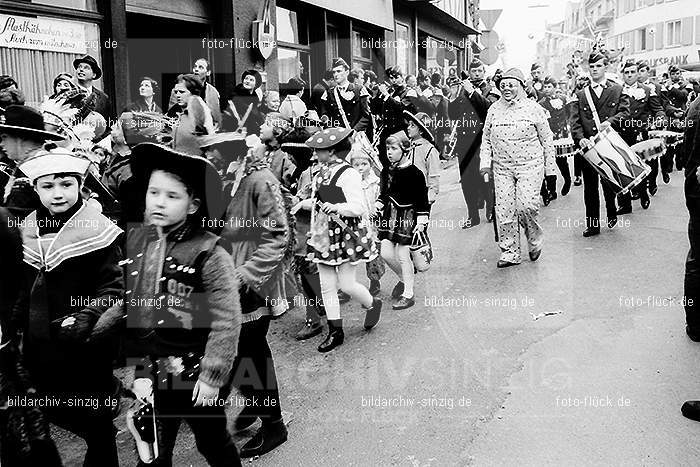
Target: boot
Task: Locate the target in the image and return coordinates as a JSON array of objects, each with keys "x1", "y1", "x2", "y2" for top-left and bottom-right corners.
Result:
[
  {"x1": 239, "y1": 418, "x2": 288, "y2": 458},
  {"x1": 295, "y1": 319, "x2": 323, "y2": 340},
  {"x1": 369, "y1": 279, "x2": 381, "y2": 296},
  {"x1": 318, "y1": 319, "x2": 344, "y2": 352},
  {"x1": 363, "y1": 298, "x2": 382, "y2": 330}
]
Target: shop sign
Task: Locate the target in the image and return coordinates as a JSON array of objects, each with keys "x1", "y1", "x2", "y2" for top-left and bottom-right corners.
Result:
[
  {"x1": 0, "y1": 14, "x2": 87, "y2": 54},
  {"x1": 252, "y1": 0, "x2": 275, "y2": 60}
]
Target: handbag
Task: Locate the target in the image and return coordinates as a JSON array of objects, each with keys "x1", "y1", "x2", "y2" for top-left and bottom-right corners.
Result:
[{"x1": 410, "y1": 230, "x2": 432, "y2": 272}]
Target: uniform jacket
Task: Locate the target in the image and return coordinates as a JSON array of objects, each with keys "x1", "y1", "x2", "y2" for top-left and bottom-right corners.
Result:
[
  {"x1": 370, "y1": 85, "x2": 413, "y2": 136},
  {"x1": 684, "y1": 95, "x2": 700, "y2": 200},
  {"x1": 448, "y1": 88, "x2": 490, "y2": 161},
  {"x1": 379, "y1": 162, "x2": 430, "y2": 220},
  {"x1": 321, "y1": 81, "x2": 371, "y2": 131},
  {"x1": 619, "y1": 83, "x2": 666, "y2": 141},
  {"x1": 222, "y1": 84, "x2": 264, "y2": 135},
  {"x1": 538, "y1": 96, "x2": 570, "y2": 139},
  {"x1": 569, "y1": 80, "x2": 631, "y2": 147},
  {"x1": 667, "y1": 81, "x2": 690, "y2": 111}
]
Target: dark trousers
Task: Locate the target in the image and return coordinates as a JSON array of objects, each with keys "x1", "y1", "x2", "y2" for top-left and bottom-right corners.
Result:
[
  {"x1": 647, "y1": 158, "x2": 659, "y2": 191},
  {"x1": 685, "y1": 180, "x2": 700, "y2": 330},
  {"x1": 557, "y1": 157, "x2": 572, "y2": 186},
  {"x1": 574, "y1": 153, "x2": 584, "y2": 178},
  {"x1": 296, "y1": 259, "x2": 326, "y2": 322},
  {"x1": 137, "y1": 389, "x2": 241, "y2": 467},
  {"x1": 48, "y1": 405, "x2": 119, "y2": 467},
  {"x1": 582, "y1": 162, "x2": 617, "y2": 229},
  {"x1": 458, "y1": 151, "x2": 482, "y2": 221},
  {"x1": 228, "y1": 316, "x2": 282, "y2": 425}
]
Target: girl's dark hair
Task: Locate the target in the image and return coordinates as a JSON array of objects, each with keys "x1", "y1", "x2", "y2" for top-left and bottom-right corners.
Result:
[
  {"x1": 176, "y1": 73, "x2": 204, "y2": 97},
  {"x1": 35, "y1": 172, "x2": 83, "y2": 186},
  {"x1": 138, "y1": 76, "x2": 160, "y2": 95}
]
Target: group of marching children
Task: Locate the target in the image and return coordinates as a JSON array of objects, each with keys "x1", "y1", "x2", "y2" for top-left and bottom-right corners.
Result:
[{"x1": 292, "y1": 109, "x2": 439, "y2": 352}]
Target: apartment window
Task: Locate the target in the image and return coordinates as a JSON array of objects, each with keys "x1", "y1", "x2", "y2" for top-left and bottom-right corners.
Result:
[
  {"x1": 638, "y1": 27, "x2": 646, "y2": 50},
  {"x1": 326, "y1": 24, "x2": 339, "y2": 66},
  {"x1": 666, "y1": 20, "x2": 681, "y2": 46}
]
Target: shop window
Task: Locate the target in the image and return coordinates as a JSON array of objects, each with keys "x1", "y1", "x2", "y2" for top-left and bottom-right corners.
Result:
[
  {"x1": 0, "y1": 18, "x2": 101, "y2": 107},
  {"x1": 666, "y1": 20, "x2": 681, "y2": 46},
  {"x1": 29, "y1": 0, "x2": 98, "y2": 12},
  {"x1": 276, "y1": 6, "x2": 308, "y2": 46},
  {"x1": 278, "y1": 48, "x2": 310, "y2": 87},
  {"x1": 395, "y1": 22, "x2": 410, "y2": 75}
]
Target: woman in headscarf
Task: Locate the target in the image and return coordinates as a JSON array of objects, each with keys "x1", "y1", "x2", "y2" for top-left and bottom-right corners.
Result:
[{"x1": 479, "y1": 68, "x2": 556, "y2": 268}]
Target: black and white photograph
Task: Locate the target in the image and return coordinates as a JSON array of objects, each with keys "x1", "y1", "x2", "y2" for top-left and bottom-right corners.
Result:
[{"x1": 1, "y1": 0, "x2": 700, "y2": 465}]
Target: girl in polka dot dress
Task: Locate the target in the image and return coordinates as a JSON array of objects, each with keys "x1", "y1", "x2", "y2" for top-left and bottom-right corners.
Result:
[{"x1": 297, "y1": 127, "x2": 383, "y2": 353}]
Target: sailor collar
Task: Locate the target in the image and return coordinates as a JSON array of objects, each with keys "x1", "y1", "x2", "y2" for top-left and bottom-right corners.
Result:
[{"x1": 22, "y1": 203, "x2": 122, "y2": 272}]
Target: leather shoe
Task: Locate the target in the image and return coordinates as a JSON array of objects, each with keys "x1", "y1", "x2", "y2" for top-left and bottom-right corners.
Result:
[
  {"x1": 607, "y1": 216, "x2": 618, "y2": 229},
  {"x1": 233, "y1": 407, "x2": 258, "y2": 433},
  {"x1": 616, "y1": 206, "x2": 632, "y2": 215},
  {"x1": 662, "y1": 172, "x2": 670, "y2": 184},
  {"x1": 649, "y1": 186, "x2": 658, "y2": 196},
  {"x1": 295, "y1": 319, "x2": 322, "y2": 341},
  {"x1": 239, "y1": 419, "x2": 288, "y2": 458},
  {"x1": 391, "y1": 281, "x2": 404, "y2": 299},
  {"x1": 686, "y1": 325, "x2": 700, "y2": 342},
  {"x1": 640, "y1": 197, "x2": 650, "y2": 209},
  {"x1": 461, "y1": 217, "x2": 480, "y2": 229},
  {"x1": 582, "y1": 227, "x2": 600, "y2": 237},
  {"x1": 573, "y1": 176, "x2": 582, "y2": 186},
  {"x1": 496, "y1": 260, "x2": 519, "y2": 268},
  {"x1": 392, "y1": 296, "x2": 415, "y2": 310},
  {"x1": 363, "y1": 298, "x2": 382, "y2": 329},
  {"x1": 682, "y1": 401, "x2": 700, "y2": 422},
  {"x1": 529, "y1": 248, "x2": 542, "y2": 262},
  {"x1": 318, "y1": 320, "x2": 344, "y2": 352}
]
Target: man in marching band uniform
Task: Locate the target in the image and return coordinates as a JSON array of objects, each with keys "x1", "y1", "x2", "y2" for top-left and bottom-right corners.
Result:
[
  {"x1": 468, "y1": 59, "x2": 500, "y2": 105},
  {"x1": 527, "y1": 63, "x2": 546, "y2": 101},
  {"x1": 447, "y1": 74, "x2": 491, "y2": 228},
  {"x1": 664, "y1": 65, "x2": 690, "y2": 177},
  {"x1": 371, "y1": 66, "x2": 415, "y2": 168},
  {"x1": 538, "y1": 77, "x2": 573, "y2": 202},
  {"x1": 320, "y1": 58, "x2": 371, "y2": 133},
  {"x1": 616, "y1": 60, "x2": 667, "y2": 214},
  {"x1": 569, "y1": 51, "x2": 630, "y2": 237}
]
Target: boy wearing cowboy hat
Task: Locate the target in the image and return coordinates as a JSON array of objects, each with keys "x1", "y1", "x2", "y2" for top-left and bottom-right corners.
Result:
[
  {"x1": 403, "y1": 110, "x2": 441, "y2": 205},
  {"x1": 114, "y1": 142, "x2": 242, "y2": 465}
]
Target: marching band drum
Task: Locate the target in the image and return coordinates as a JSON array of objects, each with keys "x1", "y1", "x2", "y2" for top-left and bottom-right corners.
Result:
[
  {"x1": 630, "y1": 138, "x2": 666, "y2": 161},
  {"x1": 554, "y1": 137, "x2": 576, "y2": 158},
  {"x1": 580, "y1": 125, "x2": 651, "y2": 195}
]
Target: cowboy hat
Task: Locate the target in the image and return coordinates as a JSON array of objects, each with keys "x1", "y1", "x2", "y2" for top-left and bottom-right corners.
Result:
[
  {"x1": 0, "y1": 105, "x2": 65, "y2": 141},
  {"x1": 402, "y1": 110, "x2": 434, "y2": 144}
]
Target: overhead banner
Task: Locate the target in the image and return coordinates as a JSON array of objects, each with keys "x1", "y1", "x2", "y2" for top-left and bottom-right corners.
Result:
[{"x1": 0, "y1": 14, "x2": 87, "y2": 54}]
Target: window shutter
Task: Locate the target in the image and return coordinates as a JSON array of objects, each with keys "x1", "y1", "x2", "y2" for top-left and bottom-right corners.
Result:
[
  {"x1": 655, "y1": 22, "x2": 664, "y2": 49},
  {"x1": 646, "y1": 28, "x2": 654, "y2": 50},
  {"x1": 696, "y1": 15, "x2": 700, "y2": 44},
  {"x1": 681, "y1": 16, "x2": 693, "y2": 45}
]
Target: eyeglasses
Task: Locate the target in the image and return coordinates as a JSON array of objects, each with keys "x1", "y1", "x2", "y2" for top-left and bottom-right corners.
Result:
[
  {"x1": 499, "y1": 83, "x2": 520, "y2": 90},
  {"x1": 173, "y1": 89, "x2": 188, "y2": 94}
]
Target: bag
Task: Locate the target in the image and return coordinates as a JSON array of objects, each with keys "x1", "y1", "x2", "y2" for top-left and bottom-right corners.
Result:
[{"x1": 410, "y1": 231, "x2": 432, "y2": 272}]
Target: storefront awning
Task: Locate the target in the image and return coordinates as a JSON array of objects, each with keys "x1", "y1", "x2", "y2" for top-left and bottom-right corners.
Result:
[
  {"x1": 298, "y1": 0, "x2": 394, "y2": 30},
  {"x1": 411, "y1": 1, "x2": 479, "y2": 36}
]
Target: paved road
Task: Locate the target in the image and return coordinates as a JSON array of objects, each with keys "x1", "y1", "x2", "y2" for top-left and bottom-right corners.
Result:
[{"x1": 56, "y1": 162, "x2": 699, "y2": 466}]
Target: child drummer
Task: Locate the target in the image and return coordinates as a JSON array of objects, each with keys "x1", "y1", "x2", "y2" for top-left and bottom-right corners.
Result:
[{"x1": 117, "y1": 142, "x2": 242, "y2": 466}]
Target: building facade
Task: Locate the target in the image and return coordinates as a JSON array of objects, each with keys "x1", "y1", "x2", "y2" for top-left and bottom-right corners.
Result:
[
  {"x1": 609, "y1": 0, "x2": 700, "y2": 75},
  {"x1": 0, "y1": 0, "x2": 480, "y2": 114}
]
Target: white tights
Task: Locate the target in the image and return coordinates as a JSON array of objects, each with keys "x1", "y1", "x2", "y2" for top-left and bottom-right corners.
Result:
[
  {"x1": 380, "y1": 240, "x2": 414, "y2": 299},
  {"x1": 318, "y1": 262, "x2": 374, "y2": 320}
]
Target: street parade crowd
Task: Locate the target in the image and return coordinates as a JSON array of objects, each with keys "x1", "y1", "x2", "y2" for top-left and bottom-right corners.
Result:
[{"x1": 0, "y1": 46, "x2": 699, "y2": 466}]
